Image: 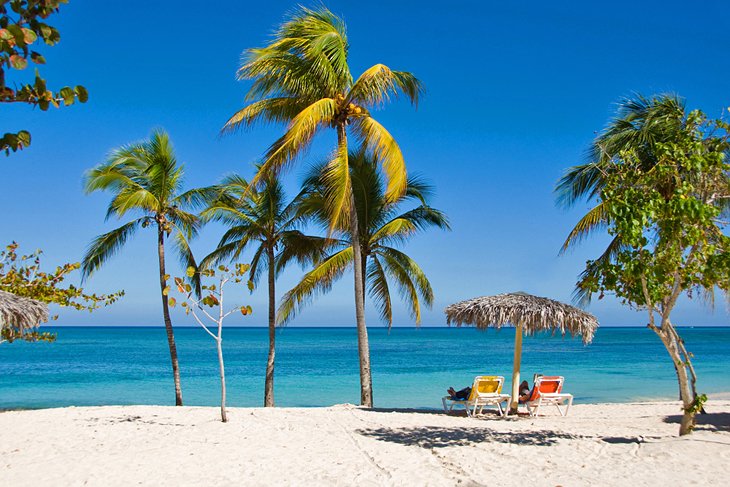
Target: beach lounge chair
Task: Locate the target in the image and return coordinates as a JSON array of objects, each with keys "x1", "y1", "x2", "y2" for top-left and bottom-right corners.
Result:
[
  {"x1": 523, "y1": 375, "x2": 573, "y2": 417},
  {"x1": 442, "y1": 376, "x2": 511, "y2": 417}
]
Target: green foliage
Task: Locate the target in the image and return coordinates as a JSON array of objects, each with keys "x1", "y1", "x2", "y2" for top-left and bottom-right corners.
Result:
[
  {"x1": 278, "y1": 150, "x2": 450, "y2": 326},
  {"x1": 81, "y1": 130, "x2": 212, "y2": 291},
  {"x1": 556, "y1": 94, "x2": 693, "y2": 305},
  {"x1": 580, "y1": 110, "x2": 730, "y2": 309},
  {"x1": 199, "y1": 173, "x2": 330, "y2": 288},
  {"x1": 172, "y1": 267, "x2": 253, "y2": 316},
  {"x1": 0, "y1": 241, "x2": 123, "y2": 343},
  {"x1": 222, "y1": 5, "x2": 423, "y2": 228},
  {"x1": 686, "y1": 393, "x2": 708, "y2": 415},
  {"x1": 1, "y1": 1, "x2": 88, "y2": 154}
]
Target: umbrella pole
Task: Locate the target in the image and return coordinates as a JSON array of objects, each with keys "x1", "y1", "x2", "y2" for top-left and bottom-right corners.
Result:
[{"x1": 509, "y1": 324, "x2": 523, "y2": 414}]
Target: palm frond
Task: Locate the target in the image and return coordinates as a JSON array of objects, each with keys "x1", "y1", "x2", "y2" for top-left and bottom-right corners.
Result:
[
  {"x1": 251, "y1": 97, "x2": 337, "y2": 187},
  {"x1": 104, "y1": 187, "x2": 159, "y2": 220},
  {"x1": 247, "y1": 244, "x2": 267, "y2": 285},
  {"x1": 351, "y1": 115, "x2": 407, "y2": 202},
  {"x1": 554, "y1": 162, "x2": 605, "y2": 208},
  {"x1": 572, "y1": 236, "x2": 626, "y2": 307},
  {"x1": 320, "y1": 144, "x2": 352, "y2": 233},
  {"x1": 277, "y1": 247, "x2": 353, "y2": 324},
  {"x1": 81, "y1": 218, "x2": 145, "y2": 279},
  {"x1": 366, "y1": 255, "x2": 393, "y2": 327},
  {"x1": 377, "y1": 247, "x2": 424, "y2": 324},
  {"x1": 349, "y1": 63, "x2": 423, "y2": 108},
  {"x1": 559, "y1": 202, "x2": 609, "y2": 254},
  {"x1": 221, "y1": 97, "x2": 307, "y2": 134},
  {"x1": 276, "y1": 231, "x2": 340, "y2": 274},
  {"x1": 171, "y1": 230, "x2": 201, "y2": 297}
]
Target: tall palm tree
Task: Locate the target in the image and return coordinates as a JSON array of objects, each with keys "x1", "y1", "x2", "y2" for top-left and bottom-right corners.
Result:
[
  {"x1": 82, "y1": 129, "x2": 207, "y2": 406},
  {"x1": 555, "y1": 94, "x2": 688, "y2": 304},
  {"x1": 278, "y1": 150, "x2": 449, "y2": 330},
  {"x1": 200, "y1": 174, "x2": 330, "y2": 407},
  {"x1": 222, "y1": 6, "x2": 423, "y2": 407}
]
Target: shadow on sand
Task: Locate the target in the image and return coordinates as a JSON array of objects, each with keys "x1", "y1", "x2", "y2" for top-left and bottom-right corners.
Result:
[
  {"x1": 356, "y1": 425, "x2": 582, "y2": 448},
  {"x1": 663, "y1": 412, "x2": 730, "y2": 432}
]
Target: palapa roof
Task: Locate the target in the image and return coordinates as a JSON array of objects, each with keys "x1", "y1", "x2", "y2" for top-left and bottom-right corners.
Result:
[
  {"x1": 0, "y1": 290, "x2": 49, "y2": 332},
  {"x1": 444, "y1": 292, "x2": 599, "y2": 344}
]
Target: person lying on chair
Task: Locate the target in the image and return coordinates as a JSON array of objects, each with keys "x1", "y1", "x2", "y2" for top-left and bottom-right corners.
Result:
[{"x1": 446, "y1": 386, "x2": 471, "y2": 400}]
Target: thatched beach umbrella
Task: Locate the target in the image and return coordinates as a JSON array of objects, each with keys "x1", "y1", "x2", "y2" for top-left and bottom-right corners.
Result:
[
  {"x1": 444, "y1": 292, "x2": 598, "y2": 413},
  {"x1": 0, "y1": 290, "x2": 49, "y2": 338}
]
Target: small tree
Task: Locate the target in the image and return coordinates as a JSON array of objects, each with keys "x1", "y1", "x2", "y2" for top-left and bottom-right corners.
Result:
[
  {"x1": 172, "y1": 265, "x2": 253, "y2": 422},
  {"x1": 1, "y1": 0, "x2": 88, "y2": 154},
  {"x1": 0, "y1": 242, "x2": 123, "y2": 343},
  {"x1": 581, "y1": 110, "x2": 730, "y2": 435}
]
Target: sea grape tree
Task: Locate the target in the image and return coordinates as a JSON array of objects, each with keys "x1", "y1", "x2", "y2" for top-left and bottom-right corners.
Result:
[
  {"x1": 1, "y1": 0, "x2": 88, "y2": 154},
  {"x1": 172, "y1": 264, "x2": 254, "y2": 422},
  {"x1": 0, "y1": 242, "x2": 123, "y2": 343},
  {"x1": 579, "y1": 109, "x2": 730, "y2": 435}
]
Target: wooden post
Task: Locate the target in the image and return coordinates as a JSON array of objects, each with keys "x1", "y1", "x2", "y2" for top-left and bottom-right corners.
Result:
[{"x1": 509, "y1": 324, "x2": 523, "y2": 414}]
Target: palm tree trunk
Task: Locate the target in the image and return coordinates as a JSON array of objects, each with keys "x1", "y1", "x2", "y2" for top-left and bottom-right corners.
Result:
[
  {"x1": 264, "y1": 245, "x2": 276, "y2": 407},
  {"x1": 338, "y1": 124, "x2": 373, "y2": 408},
  {"x1": 157, "y1": 225, "x2": 183, "y2": 406}
]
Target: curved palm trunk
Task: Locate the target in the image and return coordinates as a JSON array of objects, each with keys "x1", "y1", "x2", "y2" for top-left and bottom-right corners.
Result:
[
  {"x1": 264, "y1": 245, "x2": 276, "y2": 407},
  {"x1": 338, "y1": 124, "x2": 373, "y2": 408},
  {"x1": 157, "y1": 225, "x2": 183, "y2": 406}
]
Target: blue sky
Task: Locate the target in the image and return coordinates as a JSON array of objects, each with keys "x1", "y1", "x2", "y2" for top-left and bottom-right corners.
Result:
[{"x1": 3, "y1": 0, "x2": 729, "y2": 327}]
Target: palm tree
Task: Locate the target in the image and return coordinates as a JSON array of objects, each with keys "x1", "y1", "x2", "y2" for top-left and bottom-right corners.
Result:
[
  {"x1": 200, "y1": 174, "x2": 330, "y2": 407},
  {"x1": 278, "y1": 150, "x2": 449, "y2": 331},
  {"x1": 555, "y1": 94, "x2": 688, "y2": 304},
  {"x1": 82, "y1": 129, "x2": 208, "y2": 406},
  {"x1": 222, "y1": 6, "x2": 423, "y2": 407}
]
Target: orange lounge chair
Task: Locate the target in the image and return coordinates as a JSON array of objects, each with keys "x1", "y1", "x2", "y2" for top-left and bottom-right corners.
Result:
[
  {"x1": 523, "y1": 375, "x2": 573, "y2": 417},
  {"x1": 442, "y1": 376, "x2": 511, "y2": 417}
]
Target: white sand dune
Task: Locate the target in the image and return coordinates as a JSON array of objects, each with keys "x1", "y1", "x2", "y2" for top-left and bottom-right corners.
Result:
[{"x1": 1, "y1": 400, "x2": 729, "y2": 486}]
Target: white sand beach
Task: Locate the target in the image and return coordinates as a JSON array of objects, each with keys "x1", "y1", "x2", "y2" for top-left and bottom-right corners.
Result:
[{"x1": 1, "y1": 400, "x2": 729, "y2": 486}]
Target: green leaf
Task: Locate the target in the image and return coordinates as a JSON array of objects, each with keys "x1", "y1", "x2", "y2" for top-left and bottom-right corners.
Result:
[
  {"x1": 74, "y1": 85, "x2": 88, "y2": 103},
  {"x1": 30, "y1": 51, "x2": 46, "y2": 64},
  {"x1": 186, "y1": 266, "x2": 196, "y2": 277},
  {"x1": 162, "y1": 285, "x2": 170, "y2": 296},
  {"x1": 22, "y1": 28, "x2": 37, "y2": 45},
  {"x1": 39, "y1": 24, "x2": 52, "y2": 41},
  {"x1": 6, "y1": 24, "x2": 24, "y2": 44},
  {"x1": 59, "y1": 87, "x2": 74, "y2": 106},
  {"x1": 10, "y1": 55, "x2": 28, "y2": 70},
  {"x1": 168, "y1": 297, "x2": 176, "y2": 307}
]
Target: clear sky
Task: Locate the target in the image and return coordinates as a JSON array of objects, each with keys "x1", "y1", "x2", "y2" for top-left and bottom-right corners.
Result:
[{"x1": 3, "y1": 0, "x2": 729, "y2": 327}]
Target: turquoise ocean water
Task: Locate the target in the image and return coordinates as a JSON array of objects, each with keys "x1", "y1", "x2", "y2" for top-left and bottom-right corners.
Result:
[{"x1": 1, "y1": 326, "x2": 728, "y2": 409}]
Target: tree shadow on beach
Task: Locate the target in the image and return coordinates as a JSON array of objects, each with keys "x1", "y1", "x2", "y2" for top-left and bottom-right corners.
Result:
[
  {"x1": 81, "y1": 414, "x2": 186, "y2": 427},
  {"x1": 369, "y1": 407, "x2": 505, "y2": 418},
  {"x1": 356, "y1": 426, "x2": 582, "y2": 448},
  {"x1": 663, "y1": 412, "x2": 730, "y2": 432}
]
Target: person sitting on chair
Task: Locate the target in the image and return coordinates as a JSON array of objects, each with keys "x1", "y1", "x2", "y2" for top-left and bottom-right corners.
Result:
[
  {"x1": 446, "y1": 386, "x2": 471, "y2": 400},
  {"x1": 518, "y1": 380, "x2": 531, "y2": 403}
]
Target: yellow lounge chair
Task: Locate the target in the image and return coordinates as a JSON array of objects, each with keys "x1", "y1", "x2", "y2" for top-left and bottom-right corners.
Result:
[{"x1": 442, "y1": 376, "x2": 511, "y2": 417}]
